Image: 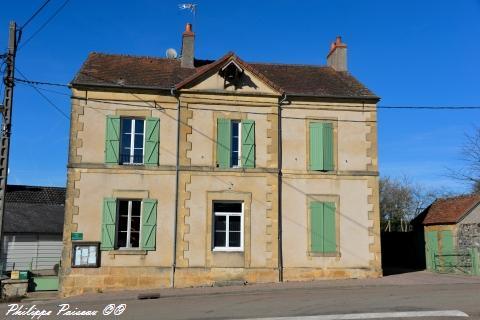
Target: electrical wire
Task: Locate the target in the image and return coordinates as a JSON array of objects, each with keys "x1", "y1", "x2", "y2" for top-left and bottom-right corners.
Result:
[
  {"x1": 18, "y1": 0, "x2": 71, "y2": 51},
  {"x1": 14, "y1": 77, "x2": 69, "y2": 87},
  {"x1": 15, "y1": 68, "x2": 69, "y2": 119},
  {"x1": 19, "y1": 0, "x2": 52, "y2": 31}
]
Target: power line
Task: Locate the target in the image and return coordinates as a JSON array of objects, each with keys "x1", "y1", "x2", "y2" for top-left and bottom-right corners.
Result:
[
  {"x1": 16, "y1": 81, "x2": 70, "y2": 97},
  {"x1": 15, "y1": 77, "x2": 480, "y2": 112},
  {"x1": 18, "y1": 0, "x2": 71, "y2": 51},
  {"x1": 14, "y1": 77, "x2": 69, "y2": 87},
  {"x1": 15, "y1": 68, "x2": 69, "y2": 119},
  {"x1": 19, "y1": 0, "x2": 52, "y2": 31}
]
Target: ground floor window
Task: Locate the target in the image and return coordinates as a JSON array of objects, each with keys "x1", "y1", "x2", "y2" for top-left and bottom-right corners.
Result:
[
  {"x1": 117, "y1": 199, "x2": 142, "y2": 249},
  {"x1": 213, "y1": 202, "x2": 243, "y2": 251}
]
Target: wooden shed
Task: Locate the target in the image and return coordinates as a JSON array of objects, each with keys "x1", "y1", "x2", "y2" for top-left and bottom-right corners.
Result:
[{"x1": 413, "y1": 194, "x2": 480, "y2": 274}]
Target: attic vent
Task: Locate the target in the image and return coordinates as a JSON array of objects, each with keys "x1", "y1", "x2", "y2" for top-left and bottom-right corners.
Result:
[{"x1": 219, "y1": 61, "x2": 244, "y2": 90}]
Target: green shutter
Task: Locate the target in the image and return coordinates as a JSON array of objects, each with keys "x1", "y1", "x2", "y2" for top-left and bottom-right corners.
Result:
[
  {"x1": 323, "y1": 123, "x2": 334, "y2": 171},
  {"x1": 310, "y1": 201, "x2": 324, "y2": 253},
  {"x1": 323, "y1": 202, "x2": 337, "y2": 253},
  {"x1": 241, "y1": 120, "x2": 255, "y2": 168},
  {"x1": 311, "y1": 201, "x2": 336, "y2": 254},
  {"x1": 141, "y1": 199, "x2": 157, "y2": 250},
  {"x1": 144, "y1": 117, "x2": 160, "y2": 165},
  {"x1": 217, "y1": 118, "x2": 231, "y2": 168},
  {"x1": 309, "y1": 122, "x2": 324, "y2": 171},
  {"x1": 101, "y1": 198, "x2": 117, "y2": 250},
  {"x1": 105, "y1": 116, "x2": 120, "y2": 164}
]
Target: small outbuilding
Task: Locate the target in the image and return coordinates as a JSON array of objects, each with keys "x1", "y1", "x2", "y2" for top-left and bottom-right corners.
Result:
[
  {"x1": 413, "y1": 194, "x2": 480, "y2": 275},
  {"x1": 2, "y1": 185, "x2": 65, "y2": 273}
]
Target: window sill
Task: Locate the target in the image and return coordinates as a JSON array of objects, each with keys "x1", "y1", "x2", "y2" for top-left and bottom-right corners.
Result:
[
  {"x1": 308, "y1": 251, "x2": 340, "y2": 258},
  {"x1": 212, "y1": 248, "x2": 244, "y2": 253},
  {"x1": 108, "y1": 250, "x2": 147, "y2": 256}
]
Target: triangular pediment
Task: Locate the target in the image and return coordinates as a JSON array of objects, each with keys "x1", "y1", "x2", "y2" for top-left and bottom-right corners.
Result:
[{"x1": 176, "y1": 52, "x2": 283, "y2": 95}]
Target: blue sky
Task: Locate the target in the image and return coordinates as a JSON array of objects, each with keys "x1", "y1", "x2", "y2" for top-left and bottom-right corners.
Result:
[{"x1": 1, "y1": 0, "x2": 480, "y2": 192}]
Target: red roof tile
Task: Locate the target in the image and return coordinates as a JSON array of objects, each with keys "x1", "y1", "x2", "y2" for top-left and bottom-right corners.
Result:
[
  {"x1": 421, "y1": 194, "x2": 480, "y2": 225},
  {"x1": 72, "y1": 52, "x2": 379, "y2": 100}
]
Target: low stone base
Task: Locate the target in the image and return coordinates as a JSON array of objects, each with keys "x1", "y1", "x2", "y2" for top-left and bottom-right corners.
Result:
[
  {"x1": 282, "y1": 267, "x2": 382, "y2": 282},
  {"x1": 1, "y1": 279, "x2": 28, "y2": 300},
  {"x1": 60, "y1": 266, "x2": 381, "y2": 297},
  {"x1": 60, "y1": 267, "x2": 172, "y2": 297}
]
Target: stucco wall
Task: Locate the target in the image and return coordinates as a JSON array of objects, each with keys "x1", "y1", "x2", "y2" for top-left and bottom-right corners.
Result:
[
  {"x1": 460, "y1": 204, "x2": 480, "y2": 224},
  {"x1": 282, "y1": 177, "x2": 372, "y2": 268}
]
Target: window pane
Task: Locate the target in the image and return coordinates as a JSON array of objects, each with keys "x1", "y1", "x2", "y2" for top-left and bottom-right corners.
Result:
[
  {"x1": 131, "y1": 216, "x2": 141, "y2": 232},
  {"x1": 231, "y1": 121, "x2": 239, "y2": 136},
  {"x1": 117, "y1": 231, "x2": 127, "y2": 248},
  {"x1": 122, "y1": 134, "x2": 131, "y2": 149},
  {"x1": 133, "y1": 148, "x2": 143, "y2": 163},
  {"x1": 229, "y1": 231, "x2": 241, "y2": 247},
  {"x1": 121, "y1": 118, "x2": 132, "y2": 134},
  {"x1": 229, "y1": 216, "x2": 241, "y2": 231},
  {"x1": 130, "y1": 232, "x2": 140, "y2": 248},
  {"x1": 135, "y1": 120, "x2": 144, "y2": 134},
  {"x1": 118, "y1": 215, "x2": 128, "y2": 232},
  {"x1": 214, "y1": 215, "x2": 226, "y2": 231},
  {"x1": 118, "y1": 201, "x2": 129, "y2": 215},
  {"x1": 131, "y1": 201, "x2": 141, "y2": 215},
  {"x1": 231, "y1": 121, "x2": 240, "y2": 166},
  {"x1": 213, "y1": 202, "x2": 242, "y2": 213},
  {"x1": 214, "y1": 231, "x2": 226, "y2": 247},
  {"x1": 134, "y1": 134, "x2": 143, "y2": 148}
]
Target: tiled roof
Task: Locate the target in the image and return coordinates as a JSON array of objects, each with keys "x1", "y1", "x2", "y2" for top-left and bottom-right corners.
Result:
[
  {"x1": 72, "y1": 52, "x2": 379, "y2": 99},
  {"x1": 6, "y1": 185, "x2": 66, "y2": 205},
  {"x1": 419, "y1": 194, "x2": 480, "y2": 225},
  {"x1": 4, "y1": 185, "x2": 65, "y2": 234}
]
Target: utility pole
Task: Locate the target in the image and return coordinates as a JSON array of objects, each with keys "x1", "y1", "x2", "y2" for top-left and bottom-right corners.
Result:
[{"x1": 0, "y1": 21, "x2": 18, "y2": 270}]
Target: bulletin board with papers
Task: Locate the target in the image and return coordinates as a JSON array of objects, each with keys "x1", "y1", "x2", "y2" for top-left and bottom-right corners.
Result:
[{"x1": 71, "y1": 242, "x2": 100, "y2": 268}]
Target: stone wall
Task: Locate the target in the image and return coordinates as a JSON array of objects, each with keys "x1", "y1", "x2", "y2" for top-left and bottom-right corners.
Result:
[{"x1": 457, "y1": 223, "x2": 480, "y2": 251}]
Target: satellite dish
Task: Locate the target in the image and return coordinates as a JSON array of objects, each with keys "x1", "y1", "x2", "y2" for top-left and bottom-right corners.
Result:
[{"x1": 166, "y1": 48, "x2": 178, "y2": 59}]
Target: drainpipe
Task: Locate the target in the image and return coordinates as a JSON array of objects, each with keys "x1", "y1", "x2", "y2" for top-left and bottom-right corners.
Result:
[
  {"x1": 278, "y1": 93, "x2": 288, "y2": 282},
  {"x1": 170, "y1": 87, "x2": 181, "y2": 288}
]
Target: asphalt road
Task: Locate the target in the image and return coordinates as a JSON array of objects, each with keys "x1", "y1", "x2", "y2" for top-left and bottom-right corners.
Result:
[{"x1": 1, "y1": 272, "x2": 479, "y2": 320}]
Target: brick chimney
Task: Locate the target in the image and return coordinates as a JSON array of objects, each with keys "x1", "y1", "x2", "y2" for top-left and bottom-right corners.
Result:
[
  {"x1": 327, "y1": 36, "x2": 347, "y2": 72},
  {"x1": 181, "y1": 23, "x2": 195, "y2": 68}
]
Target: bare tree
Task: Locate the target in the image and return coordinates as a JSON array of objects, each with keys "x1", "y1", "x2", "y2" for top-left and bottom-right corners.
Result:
[
  {"x1": 450, "y1": 127, "x2": 480, "y2": 193},
  {"x1": 380, "y1": 176, "x2": 450, "y2": 232}
]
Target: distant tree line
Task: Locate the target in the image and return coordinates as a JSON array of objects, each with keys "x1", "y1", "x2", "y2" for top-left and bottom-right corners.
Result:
[
  {"x1": 379, "y1": 176, "x2": 448, "y2": 232},
  {"x1": 381, "y1": 127, "x2": 480, "y2": 232}
]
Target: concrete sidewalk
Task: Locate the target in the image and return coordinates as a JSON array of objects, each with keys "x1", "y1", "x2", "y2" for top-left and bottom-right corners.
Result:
[{"x1": 17, "y1": 270, "x2": 480, "y2": 305}]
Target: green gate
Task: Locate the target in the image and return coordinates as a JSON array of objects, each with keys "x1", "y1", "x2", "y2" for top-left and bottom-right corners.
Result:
[{"x1": 426, "y1": 229, "x2": 480, "y2": 275}]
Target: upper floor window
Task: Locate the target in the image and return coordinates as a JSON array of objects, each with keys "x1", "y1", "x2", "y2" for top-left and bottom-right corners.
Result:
[
  {"x1": 216, "y1": 118, "x2": 255, "y2": 169},
  {"x1": 231, "y1": 120, "x2": 241, "y2": 167},
  {"x1": 309, "y1": 121, "x2": 334, "y2": 171},
  {"x1": 105, "y1": 115, "x2": 160, "y2": 166},
  {"x1": 121, "y1": 118, "x2": 145, "y2": 165}
]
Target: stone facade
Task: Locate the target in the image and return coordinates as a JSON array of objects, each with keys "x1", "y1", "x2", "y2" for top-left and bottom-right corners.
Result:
[
  {"x1": 457, "y1": 223, "x2": 480, "y2": 252},
  {"x1": 60, "y1": 53, "x2": 381, "y2": 297}
]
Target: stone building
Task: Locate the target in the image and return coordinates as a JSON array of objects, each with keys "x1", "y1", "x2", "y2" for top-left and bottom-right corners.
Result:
[
  {"x1": 414, "y1": 194, "x2": 480, "y2": 274},
  {"x1": 60, "y1": 23, "x2": 382, "y2": 296}
]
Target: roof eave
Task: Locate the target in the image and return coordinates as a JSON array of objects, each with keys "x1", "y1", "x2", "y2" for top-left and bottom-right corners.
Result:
[
  {"x1": 288, "y1": 93, "x2": 380, "y2": 102},
  {"x1": 70, "y1": 81, "x2": 173, "y2": 92}
]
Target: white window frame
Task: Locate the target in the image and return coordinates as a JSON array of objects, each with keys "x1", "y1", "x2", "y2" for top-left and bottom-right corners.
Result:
[
  {"x1": 116, "y1": 199, "x2": 142, "y2": 250},
  {"x1": 121, "y1": 118, "x2": 146, "y2": 165},
  {"x1": 212, "y1": 202, "x2": 244, "y2": 252},
  {"x1": 231, "y1": 120, "x2": 242, "y2": 168}
]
